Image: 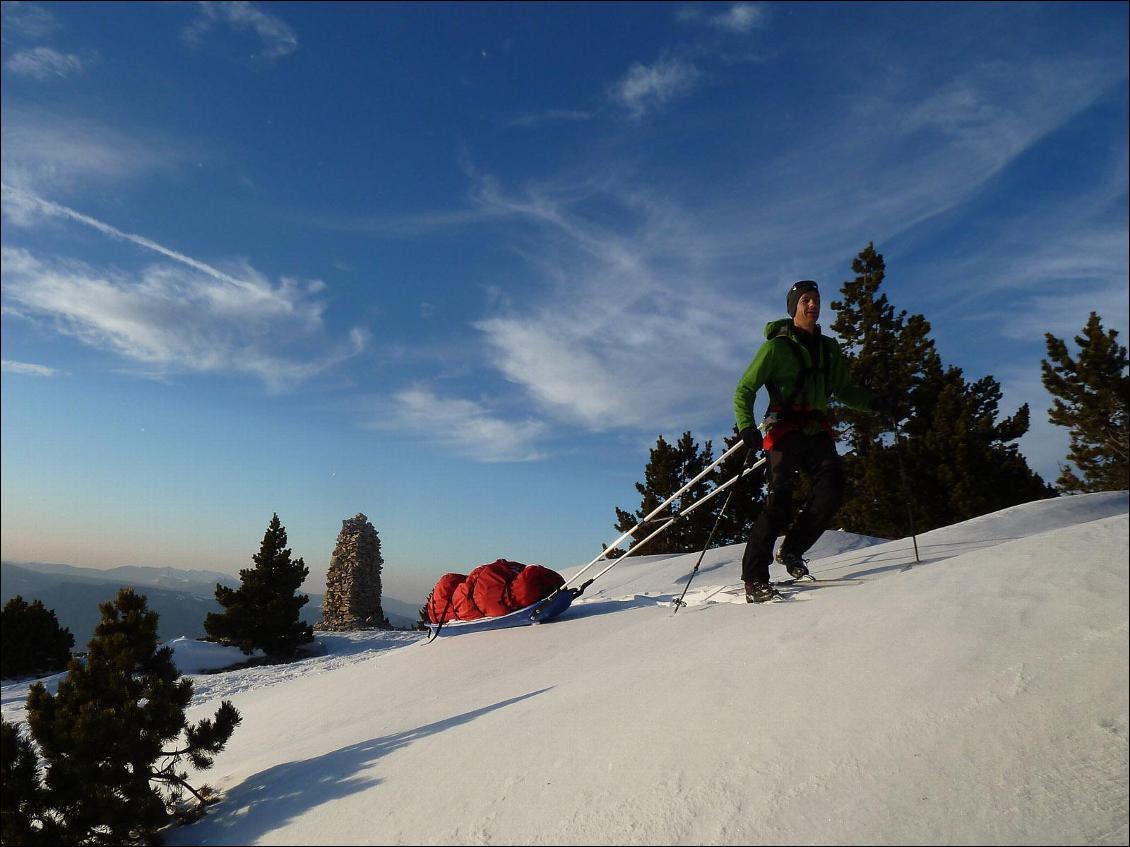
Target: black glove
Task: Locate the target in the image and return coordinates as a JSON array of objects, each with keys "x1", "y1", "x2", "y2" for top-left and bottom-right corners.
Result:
[
  {"x1": 738, "y1": 426, "x2": 763, "y2": 454},
  {"x1": 869, "y1": 394, "x2": 900, "y2": 419}
]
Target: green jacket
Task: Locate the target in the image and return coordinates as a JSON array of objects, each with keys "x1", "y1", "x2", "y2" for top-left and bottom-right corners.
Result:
[{"x1": 734, "y1": 319, "x2": 872, "y2": 436}]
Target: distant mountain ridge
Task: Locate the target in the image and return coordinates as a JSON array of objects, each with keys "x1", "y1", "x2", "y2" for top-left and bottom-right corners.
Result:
[
  {"x1": 1, "y1": 561, "x2": 419, "y2": 648},
  {"x1": 2, "y1": 560, "x2": 241, "y2": 592},
  {"x1": 3, "y1": 560, "x2": 241, "y2": 591}
]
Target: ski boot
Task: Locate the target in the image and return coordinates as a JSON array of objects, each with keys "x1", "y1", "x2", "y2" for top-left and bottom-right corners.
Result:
[
  {"x1": 744, "y1": 581, "x2": 782, "y2": 603},
  {"x1": 776, "y1": 549, "x2": 811, "y2": 580}
]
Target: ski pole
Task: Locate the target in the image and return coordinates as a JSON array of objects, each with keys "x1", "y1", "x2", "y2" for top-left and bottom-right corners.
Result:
[
  {"x1": 579, "y1": 456, "x2": 766, "y2": 593},
  {"x1": 559, "y1": 440, "x2": 746, "y2": 592},
  {"x1": 891, "y1": 420, "x2": 921, "y2": 564},
  {"x1": 671, "y1": 452, "x2": 757, "y2": 614}
]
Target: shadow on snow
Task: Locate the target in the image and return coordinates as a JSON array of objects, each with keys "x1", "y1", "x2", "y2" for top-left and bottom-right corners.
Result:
[{"x1": 177, "y1": 687, "x2": 554, "y2": 844}]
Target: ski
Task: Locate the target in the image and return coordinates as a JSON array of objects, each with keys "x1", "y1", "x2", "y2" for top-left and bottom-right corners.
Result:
[
  {"x1": 692, "y1": 575, "x2": 861, "y2": 608},
  {"x1": 712, "y1": 586, "x2": 797, "y2": 604},
  {"x1": 746, "y1": 590, "x2": 791, "y2": 604}
]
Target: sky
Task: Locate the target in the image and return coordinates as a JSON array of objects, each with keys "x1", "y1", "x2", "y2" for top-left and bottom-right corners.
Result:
[
  {"x1": 1, "y1": 2, "x2": 1127, "y2": 603},
  {"x1": 3, "y1": 491, "x2": 1127, "y2": 844}
]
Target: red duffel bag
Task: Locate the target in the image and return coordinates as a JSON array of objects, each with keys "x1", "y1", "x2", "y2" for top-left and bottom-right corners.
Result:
[
  {"x1": 426, "y1": 573, "x2": 466, "y2": 623},
  {"x1": 510, "y1": 564, "x2": 566, "y2": 608},
  {"x1": 469, "y1": 559, "x2": 526, "y2": 617},
  {"x1": 427, "y1": 560, "x2": 565, "y2": 623}
]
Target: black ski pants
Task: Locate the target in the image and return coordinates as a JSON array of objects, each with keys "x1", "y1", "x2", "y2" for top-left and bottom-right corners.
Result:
[{"x1": 741, "y1": 430, "x2": 845, "y2": 584}]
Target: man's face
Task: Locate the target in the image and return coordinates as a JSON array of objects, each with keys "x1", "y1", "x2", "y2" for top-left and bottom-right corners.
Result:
[{"x1": 796, "y1": 291, "x2": 821, "y2": 324}]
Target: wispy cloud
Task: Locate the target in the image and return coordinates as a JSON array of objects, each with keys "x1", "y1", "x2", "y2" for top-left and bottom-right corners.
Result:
[
  {"x1": 897, "y1": 109, "x2": 1128, "y2": 343},
  {"x1": 1, "y1": 359, "x2": 62, "y2": 377},
  {"x1": 2, "y1": 245, "x2": 367, "y2": 389},
  {"x1": 680, "y1": 3, "x2": 767, "y2": 34},
  {"x1": 476, "y1": 295, "x2": 743, "y2": 433},
  {"x1": 668, "y1": 58, "x2": 1129, "y2": 273},
  {"x1": 712, "y1": 3, "x2": 766, "y2": 33},
  {"x1": 5, "y1": 46, "x2": 85, "y2": 79},
  {"x1": 610, "y1": 57, "x2": 701, "y2": 120},
  {"x1": 0, "y1": 191, "x2": 368, "y2": 389},
  {"x1": 956, "y1": 224, "x2": 1129, "y2": 343},
  {"x1": 467, "y1": 177, "x2": 751, "y2": 433},
  {"x1": 508, "y1": 109, "x2": 595, "y2": 129},
  {"x1": 458, "y1": 54, "x2": 1128, "y2": 442},
  {"x1": 1, "y1": 184, "x2": 295, "y2": 303},
  {"x1": 1, "y1": 108, "x2": 178, "y2": 208},
  {"x1": 0, "y1": 3, "x2": 58, "y2": 42},
  {"x1": 307, "y1": 205, "x2": 516, "y2": 239},
  {"x1": 183, "y1": 1, "x2": 298, "y2": 60},
  {"x1": 376, "y1": 387, "x2": 548, "y2": 463}
]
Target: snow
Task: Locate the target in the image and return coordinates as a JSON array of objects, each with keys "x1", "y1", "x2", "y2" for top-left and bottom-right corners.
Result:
[
  {"x1": 164, "y1": 637, "x2": 265, "y2": 675},
  {"x1": 3, "y1": 491, "x2": 1127, "y2": 845}
]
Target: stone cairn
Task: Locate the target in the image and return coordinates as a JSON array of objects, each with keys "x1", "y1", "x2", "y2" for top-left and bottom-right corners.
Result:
[{"x1": 320, "y1": 513, "x2": 391, "y2": 630}]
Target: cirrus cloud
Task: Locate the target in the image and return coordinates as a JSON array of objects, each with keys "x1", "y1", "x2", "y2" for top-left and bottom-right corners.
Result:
[
  {"x1": 1, "y1": 109, "x2": 182, "y2": 215},
  {"x1": 183, "y1": 1, "x2": 298, "y2": 60},
  {"x1": 610, "y1": 57, "x2": 702, "y2": 120},
  {"x1": 5, "y1": 46, "x2": 86, "y2": 79},
  {"x1": 2, "y1": 245, "x2": 367, "y2": 390},
  {"x1": 1, "y1": 359, "x2": 62, "y2": 377},
  {"x1": 376, "y1": 386, "x2": 548, "y2": 463},
  {"x1": 680, "y1": 3, "x2": 767, "y2": 34}
]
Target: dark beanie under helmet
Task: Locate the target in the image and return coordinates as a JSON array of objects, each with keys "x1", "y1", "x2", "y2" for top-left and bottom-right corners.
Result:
[{"x1": 787, "y1": 280, "x2": 819, "y2": 317}]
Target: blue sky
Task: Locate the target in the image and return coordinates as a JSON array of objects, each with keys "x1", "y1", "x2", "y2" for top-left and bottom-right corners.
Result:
[{"x1": 2, "y1": 1, "x2": 1127, "y2": 603}]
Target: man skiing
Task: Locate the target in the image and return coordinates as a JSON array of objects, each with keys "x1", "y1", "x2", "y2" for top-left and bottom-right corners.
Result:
[{"x1": 734, "y1": 280, "x2": 893, "y2": 602}]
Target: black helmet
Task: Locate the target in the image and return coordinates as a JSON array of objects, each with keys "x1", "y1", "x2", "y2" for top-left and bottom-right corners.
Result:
[{"x1": 787, "y1": 280, "x2": 819, "y2": 317}]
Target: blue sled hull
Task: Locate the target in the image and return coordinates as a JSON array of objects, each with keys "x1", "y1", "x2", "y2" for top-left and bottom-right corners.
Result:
[{"x1": 427, "y1": 589, "x2": 577, "y2": 638}]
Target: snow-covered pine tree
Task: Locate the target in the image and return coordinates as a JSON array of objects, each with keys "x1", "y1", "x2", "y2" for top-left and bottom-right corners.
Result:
[
  {"x1": 1042, "y1": 312, "x2": 1129, "y2": 492},
  {"x1": 21, "y1": 588, "x2": 240, "y2": 844},
  {"x1": 204, "y1": 513, "x2": 313, "y2": 658}
]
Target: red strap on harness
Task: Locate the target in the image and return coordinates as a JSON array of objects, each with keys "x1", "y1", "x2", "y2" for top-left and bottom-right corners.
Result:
[{"x1": 763, "y1": 404, "x2": 835, "y2": 451}]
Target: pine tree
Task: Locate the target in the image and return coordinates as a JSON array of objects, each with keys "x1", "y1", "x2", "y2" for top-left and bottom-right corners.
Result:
[
  {"x1": 20, "y1": 588, "x2": 240, "y2": 845},
  {"x1": 904, "y1": 369, "x2": 1050, "y2": 528},
  {"x1": 827, "y1": 243, "x2": 939, "y2": 450},
  {"x1": 1, "y1": 597, "x2": 74, "y2": 679},
  {"x1": 829, "y1": 242, "x2": 1053, "y2": 535},
  {"x1": 2, "y1": 720, "x2": 58, "y2": 845},
  {"x1": 204, "y1": 514, "x2": 314, "y2": 657},
  {"x1": 611, "y1": 433, "x2": 713, "y2": 555},
  {"x1": 667, "y1": 432, "x2": 716, "y2": 553},
  {"x1": 1041, "y1": 312, "x2": 1130, "y2": 492},
  {"x1": 828, "y1": 244, "x2": 931, "y2": 535},
  {"x1": 612, "y1": 434, "x2": 685, "y2": 556},
  {"x1": 417, "y1": 590, "x2": 433, "y2": 631},
  {"x1": 610, "y1": 432, "x2": 764, "y2": 555}
]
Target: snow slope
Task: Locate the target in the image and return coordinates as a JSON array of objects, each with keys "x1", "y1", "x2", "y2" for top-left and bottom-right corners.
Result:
[{"x1": 3, "y1": 492, "x2": 1127, "y2": 845}]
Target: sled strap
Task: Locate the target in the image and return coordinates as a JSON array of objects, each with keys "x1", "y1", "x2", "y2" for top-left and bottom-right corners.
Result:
[{"x1": 426, "y1": 593, "x2": 456, "y2": 643}]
